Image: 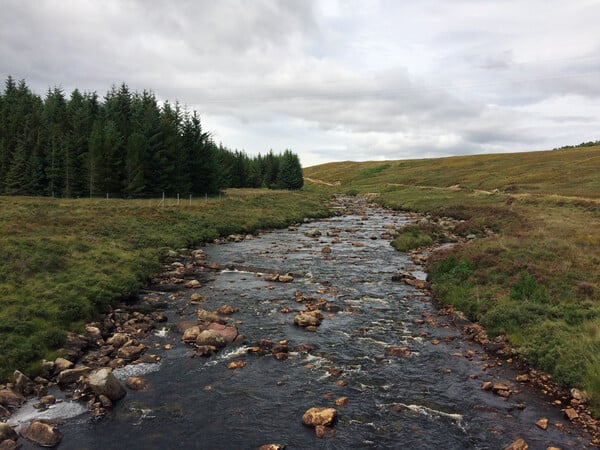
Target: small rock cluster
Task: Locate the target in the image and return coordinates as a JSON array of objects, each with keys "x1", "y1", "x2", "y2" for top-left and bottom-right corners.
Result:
[
  {"x1": 292, "y1": 292, "x2": 340, "y2": 332},
  {"x1": 0, "y1": 293, "x2": 168, "y2": 447},
  {"x1": 181, "y1": 307, "x2": 243, "y2": 357}
]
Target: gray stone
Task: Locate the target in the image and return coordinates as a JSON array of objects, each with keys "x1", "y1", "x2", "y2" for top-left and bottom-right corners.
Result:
[{"x1": 87, "y1": 368, "x2": 126, "y2": 402}]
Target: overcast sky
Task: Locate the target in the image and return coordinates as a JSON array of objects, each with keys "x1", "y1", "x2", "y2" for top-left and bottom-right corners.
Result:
[{"x1": 1, "y1": 0, "x2": 599, "y2": 167}]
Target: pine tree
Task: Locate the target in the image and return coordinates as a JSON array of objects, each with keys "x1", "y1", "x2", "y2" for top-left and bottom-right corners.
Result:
[
  {"x1": 124, "y1": 131, "x2": 147, "y2": 196},
  {"x1": 87, "y1": 120, "x2": 103, "y2": 197},
  {"x1": 43, "y1": 87, "x2": 68, "y2": 197},
  {"x1": 276, "y1": 150, "x2": 304, "y2": 190},
  {"x1": 4, "y1": 140, "x2": 29, "y2": 194},
  {"x1": 98, "y1": 120, "x2": 123, "y2": 195}
]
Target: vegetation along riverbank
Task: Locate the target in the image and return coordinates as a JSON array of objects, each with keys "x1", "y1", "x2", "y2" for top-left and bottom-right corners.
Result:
[
  {"x1": 305, "y1": 144, "x2": 600, "y2": 416},
  {"x1": 0, "y1": 189, "x2": 331, "y2": 381}
]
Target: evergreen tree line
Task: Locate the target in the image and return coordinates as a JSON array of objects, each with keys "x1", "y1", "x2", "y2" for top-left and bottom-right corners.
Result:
[{"x1": 0, "y1": 76, "x2": 303, "y2": 197}]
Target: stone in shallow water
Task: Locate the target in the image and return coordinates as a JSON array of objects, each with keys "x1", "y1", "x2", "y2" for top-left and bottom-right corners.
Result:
[
  {"x1": 126, "y1": 376, "x2": 149, "y2": 391},
  {"x1": 301, "y1": 407, "x2": 337, "y2": 427},
  {"x1": 87, "y1": 368, "x2": 126, "y2": 402},
  {"x1": 196, "y1": 330, "x2": 226, "y2": 348},
  {"x1": 182, "y1": 326, "x2": 202, "y2": 342},
  {"x1": 20, "y1": 420, "x2": 63, "y2": 447},
  {"x1": 207, "y1": 323, "x2": 239, "y2": 344},
  {"x1": 503, "y1": 438, "x2": 528, "y2": 450}
]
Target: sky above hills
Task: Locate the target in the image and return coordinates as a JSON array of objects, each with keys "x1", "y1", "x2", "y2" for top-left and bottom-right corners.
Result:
[{"x1": 1, "y1": 0, "x2": 599, "y2": 167}]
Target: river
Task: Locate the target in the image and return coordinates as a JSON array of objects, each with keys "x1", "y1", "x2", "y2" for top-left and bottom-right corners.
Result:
[{"x1": 13, "y1": 197, "x2": 588, "y2": 449}]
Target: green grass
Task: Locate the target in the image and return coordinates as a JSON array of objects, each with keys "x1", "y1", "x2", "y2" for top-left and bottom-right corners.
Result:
[
  {"x1": 0, "y1": 189, "x2": 331, "y2": 380},
  {"x1": 305, "y1": 145, "x2": 600, "y2": 415}
]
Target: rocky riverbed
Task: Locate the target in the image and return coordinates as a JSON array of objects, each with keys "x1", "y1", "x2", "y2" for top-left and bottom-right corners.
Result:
[{"x1": 0, "y1": 196, "x2": 598, "y2": 449}]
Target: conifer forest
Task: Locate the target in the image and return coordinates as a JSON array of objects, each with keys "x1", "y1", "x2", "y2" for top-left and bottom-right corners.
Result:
[{"x1": 0, "y1": 76, "x2": 304, "y2": 198}]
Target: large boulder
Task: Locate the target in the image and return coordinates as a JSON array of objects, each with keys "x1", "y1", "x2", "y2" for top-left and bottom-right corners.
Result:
[
  {"x1": 20, "y1": 419, "x2": 63, "y2": 447},
  {"x1": 196, "y1": 330, "x2": 226, "y2": 348},
  {"x1": 0, "y1": 423, "x2": 17, "y2": 442},
  {"x1": 207, "y1": 323, "x2": 239, "y2": 344},
  {"x1": 87, "y1": 368, "x2": 126, "y2": 402},
  {"x1": 302, "y1": 407, "x2": 337, "y2": 427}
]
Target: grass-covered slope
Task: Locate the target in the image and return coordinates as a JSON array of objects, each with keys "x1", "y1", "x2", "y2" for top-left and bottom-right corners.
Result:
[
  {"x1": 305, "y1": 146, "x2": 600, "y2": 412},
  {"x1": 0, "y1": 189, "x2": 330, "y2": 380}
]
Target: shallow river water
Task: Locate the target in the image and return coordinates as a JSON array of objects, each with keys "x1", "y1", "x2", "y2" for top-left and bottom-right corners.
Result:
[{"x1": 15, "y1": 197, "x2": 590, "y2": 449}]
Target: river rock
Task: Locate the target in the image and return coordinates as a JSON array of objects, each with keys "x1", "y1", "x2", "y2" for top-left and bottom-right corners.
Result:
[
  {"x1": 535, "y1": 417, "x2": 548, "y2": 430},
  {"x1": 197, "y1": 308, "x2": 222, "y2": 324},
  {"x1": 53, "y1": 357, "x2": 74, "y2": 372},
  {"x1": 39, "y1": 395, "x2": 56, "y2": 405},
  {"x1": 387, "y1": 346, "x2": 411, "y2": 358},
  {"x1": 207, "y1": 323, "x2": 239, "y2": 344},
  {"x1": 277, "y1": 274, "x2": 294, "y2": 283},
  {"x1": 117, "y1": 343, "x2": 147, "y2": 361},
  {"x1": 125, "y1": 377, "x2": 148, "y2": 391},
  {"x1": 85, "y1": 325, "x2": 103, "y2": 341},
  {"x1": 571, "y1": 388, "x2": 587, "y2": 401},
  {"x1": 87, "y1": 368, "x2": 126, "y2": 402},
  {"x1": 98, "y1": 394, "x2": 112, "y2": 408},
  {"x1": 215, "y1": 305, "x2": 237, "y2": 315},
  {"x1": 227, "y1": 361, "x2": 246, "y2": 369},
  {"x1": 182, "y1": 325, "x2": 202, "y2": 342},
  {"x1": 195, "y1": 345, "x2": 216, "y2": 357},
  {"x1": 0, "y1": 405, "x2": 10, "y2": 418},
  {"x1": 294, "y1": 310, "x2": 323, "y2": 328},
  {"x1": 0, "y1": 424, "x2": 17, "y2": 442},
  {"x1": 40, "y1": 359, "x2": 55, "y2": 377},
  {"x1": 0, "y1": 439, "x2": 20, "y2": 450},
  {"x1": 302, "y1": 407, "x2": 337, "y2": 427},
  {"x1": 564, "y1": 407, "x2": 579, "y2": 421},
  {"x1": 20, "y1": 419, "x2": 63, "y2": 447},
  {"x1": 304, "y1": 229, "x2": 321, "y2": 238},
  {"x1": 196, "y1": 330, "x2": 226, "y2": 348},
  {"x1": 13, "y1": 370, "x2": 34, "y2": 395},
  {"x1": 190, "y1": 293, "x2": 203, "y2": 303},
  {"x1": 185, "y1": 279, "x2": 201, "y2": 289},
  {"x1": 57, "y1": 366, "x2": 91, "y2": 385},
  {"x1": 106, "y1": 332, "x2": 129, "y2": 348},
  {"x1": 503, "y1": 438, "x2": 528, "y2": 450}
]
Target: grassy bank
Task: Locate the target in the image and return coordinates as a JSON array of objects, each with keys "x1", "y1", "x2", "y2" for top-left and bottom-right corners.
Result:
[
  {"x1": 0, "y1": 189, "x2": 331, "y2": 380},
  {"x1": 305, "y1": 146, "x2": 600, "y2": 413}
]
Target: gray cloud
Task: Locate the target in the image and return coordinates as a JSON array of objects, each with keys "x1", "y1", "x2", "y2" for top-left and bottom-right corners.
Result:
[{"x1": 1, "y1": 0, "x2": 599, "y2": 166}]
